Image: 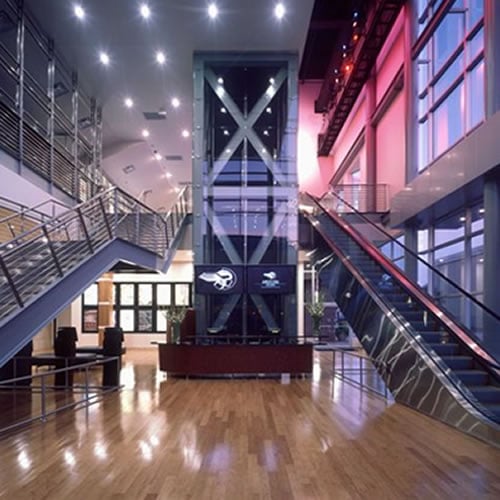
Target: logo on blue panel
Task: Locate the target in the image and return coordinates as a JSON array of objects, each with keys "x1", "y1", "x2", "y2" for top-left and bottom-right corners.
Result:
[
  {"x1": 198, "y1": 268, "x2": 237, "y2": 291},
  {"x1": 261, "y1": 271, "x2": 281, "y2": 290}
]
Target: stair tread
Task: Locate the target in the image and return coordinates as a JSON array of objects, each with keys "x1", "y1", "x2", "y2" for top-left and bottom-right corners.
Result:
[{"x1": 468, "y1": 386, "x2": 500, "y2": 392}]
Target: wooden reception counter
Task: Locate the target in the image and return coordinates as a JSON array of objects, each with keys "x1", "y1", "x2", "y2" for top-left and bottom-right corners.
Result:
[{"x1": 157, "y1": 343, "x2": 313, "y2": 376}]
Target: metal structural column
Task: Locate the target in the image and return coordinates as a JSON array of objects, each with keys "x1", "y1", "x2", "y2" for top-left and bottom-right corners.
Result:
[
  {"x1": 483, "y1": 167, "x2": 500, "y2": 339},
  {"x1": 192, "y1": 52, "x2": 299, "y2": 339}
]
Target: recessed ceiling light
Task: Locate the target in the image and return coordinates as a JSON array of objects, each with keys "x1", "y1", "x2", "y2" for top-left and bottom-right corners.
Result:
[
  {"x1": 217, "y1": 77, "x2": 224, "y2": 84},
  {"x1": 274, "y1": 3, "x2": 286, "y2": 20},
  {"x1": 269, "y1": 77, "x2": 275, "y2": 84},
  {"x1": 165, "y1": 172, "x2": 172, "y2": 179},
  {"x1": 223, "y1": 129, "x2": 229, "y2": 136},
  {"x1": 266, "y1": 107, "x2": 272, "y2": 114},
  {"x1": 156, "y1": 51, "x2": 166, "y2": 65},
  {"x1": 220, "y1": 107, "x2": 227, "y2": 114},
  {"x1": 182, "y1": 129, "x2": 190, "y2": 138},
  {"x1": 459, "y1": 216, "x2": 466, "y2": 222},
  {"x1": 208, "y1": 3, "x2": 218, "y2": 19},
  {"x1": 124, "y1": 97, "x2": 134, "y2": 108},
  {"x1": 139, "y1": 3, "x2": 151, "y2": 19},
  {"x1": 263, "y1": 130, "x2": 269, "y2": 136},
  {"x1": 142, "y1": 129, "x2": 150, "y2": 138},
  {"x1": 154, "y1": 152, "x2": 162, "y2": 161},
  {"x1": 74, "y1": 4, "x2": 85, "y2": 20},
  {"x1": 171, "y1": 97, "x2": 180, "y2": 108},
  {"x1": 99, "y1": 52, "x2": 110, "y2": 66}
]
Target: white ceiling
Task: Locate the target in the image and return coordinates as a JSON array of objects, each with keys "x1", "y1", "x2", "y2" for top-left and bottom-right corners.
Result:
[{"x1": 25, "y1": 0, "x2": 315, "y2": 209}]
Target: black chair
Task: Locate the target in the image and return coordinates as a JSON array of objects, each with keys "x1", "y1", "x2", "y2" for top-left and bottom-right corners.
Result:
[
  {"x1": 102, "y1": 327, "x2": 124, "y2": 387},
  {"x1": 54, "y1": 327, "x2": 78, "y2": 387}
]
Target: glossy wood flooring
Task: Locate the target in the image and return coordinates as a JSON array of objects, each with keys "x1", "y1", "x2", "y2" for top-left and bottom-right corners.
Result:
[{"x1": 0, "y1": 349, "x2": 499, "y2": 500}]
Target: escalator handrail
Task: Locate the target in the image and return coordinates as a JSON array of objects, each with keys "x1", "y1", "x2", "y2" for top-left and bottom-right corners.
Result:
[
  {"x1": 317, "y1": 189, "x2": 500, "y2": 323},
  {"x1": 307, "y1": 194, "x2": 500, "y2": 371}
]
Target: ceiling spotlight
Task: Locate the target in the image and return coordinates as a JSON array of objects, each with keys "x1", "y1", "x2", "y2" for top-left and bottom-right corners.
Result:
[
  {"x1": 124, "y1": 97, "x2": 134, "y2": 108},
  {"x1": 171, "y1": 97, "x2": 180, "y2": 108},
  {"x1": 99, "y1": 52, "x2": 110, "y2": 66},
  {"x1": 182, "y1": 129, "x2": 190, "y2": 138},
  {"x1": 154, "y1": 152, "x2": 162, "y2": 161},
  {"x1": 74, "y1": 4, "x2": 85, "y2": 20},
  {"x1": 139, "y1": 4, "x2": 151, "y2": 19},
  {"x1": 208, "y1": 3, "x2": 218, "y2": 19},
  {"x1": 142, "y1": 129, "x2": 150, "y2": 138},
  {"x1": 156, "y1": 51, "x2": 166, "y2": 65},
  {"x1": 274, "y1": 3, "x2": 286, "y2": 20}
]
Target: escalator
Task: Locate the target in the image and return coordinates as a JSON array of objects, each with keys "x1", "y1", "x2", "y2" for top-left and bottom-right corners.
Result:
[
  {"x1": 302, "y1": 192, "x2": 500, "y2": 445},
  {"x1": 0, "y1": 187, "x2": 190, "y2": 367}
]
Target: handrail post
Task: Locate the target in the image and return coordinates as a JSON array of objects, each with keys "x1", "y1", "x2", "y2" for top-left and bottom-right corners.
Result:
[
  {"x1": 41, "y1": 374, "x2": 47, "y2": 422},
  {"x1": 77, "y1": 207, "x2": 94, "y2": 253},
  {"x1": 42, "y1": 225, "x2": 63, "y2": 277},
  {"x1": 98, "y1": 196, "x2": 113, "y2": 240},
  {"x1": 0, "y1": 255, "x2": 24, "y2": 306},
  {"x1": 360, "y1": 357, "x2": 364, "y2": 390}
]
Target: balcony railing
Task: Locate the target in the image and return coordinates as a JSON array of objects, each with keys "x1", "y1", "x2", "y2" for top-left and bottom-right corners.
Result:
[{"x1": 326, "y1": 184, "x2": 389, "y2": 214}]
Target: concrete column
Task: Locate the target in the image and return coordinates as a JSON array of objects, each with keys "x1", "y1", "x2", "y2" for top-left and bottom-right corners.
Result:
[
  {"x1": 485, "y1": 0, "x2": 500, "y2": 117},
  {"x1": 97, "y1": 273, "x2": 114, "y2": 346}
]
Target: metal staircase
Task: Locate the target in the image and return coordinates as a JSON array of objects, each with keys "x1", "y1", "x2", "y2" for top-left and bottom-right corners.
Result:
[
  {"x1": 0, "y1": 187, "x2": 191, "y2": 366},
  {"x1": 302, "y1": 192, "x2": 500, "y2": 445}
]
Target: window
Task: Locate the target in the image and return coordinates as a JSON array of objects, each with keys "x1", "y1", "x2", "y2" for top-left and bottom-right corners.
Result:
[
  {"x1": 113, "y1": 282, "x2": 193, "y2": 333},
  {"x1": 82, "y1": 283, "x2": 98, "y2": 332},
  {"x1": 414, "y1": 1, "x2": 484, "y2": 172}
]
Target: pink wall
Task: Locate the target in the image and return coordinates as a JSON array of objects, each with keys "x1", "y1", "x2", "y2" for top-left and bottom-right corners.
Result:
[
  {"x1": 376, "y1": 91, "x2": 406, "y2": 196},
  {"x1": 297, "y1": 82, "x2": 331, "y2": 196},
  {"x1": 297, "y1": 7, "x2": 408, "y2": 200},
  {"x1": 375, "y1": 11, "x2": 405, "y2": 105}
]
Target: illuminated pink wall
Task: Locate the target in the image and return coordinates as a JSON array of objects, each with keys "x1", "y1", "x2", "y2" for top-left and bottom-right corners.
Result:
[
  {"x1": 375, "y1": 11, "x2": 405, "y2": 104},
  {"x1": 297, "y1": 82, "x2": 332, "y2": 196},
  {"x1": 297, "y1": 7, "x2": 408, "y2": 199}
]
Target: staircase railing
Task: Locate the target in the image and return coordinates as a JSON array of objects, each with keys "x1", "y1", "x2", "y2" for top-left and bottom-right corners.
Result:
[
  {"x1": 310, "y1": 190, "x2": 500, "y2": 363},
  {"x1": 0, "y1": 196, "x2": 71, "y2": 240},
  {"x1": 0, "y1": 186, "x2": 191, "y2": 322},
  {"x1": 329, "y1": 183, "x2": 389, "y2": 213}
]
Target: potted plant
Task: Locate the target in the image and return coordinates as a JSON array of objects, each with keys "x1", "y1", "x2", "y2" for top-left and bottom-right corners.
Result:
[
  {"x1": 160, "y1": 305, "x2": 188, "y2": 343},
  {"x1": 306, "y1": 292, "x2": 325, "y2": 337}
]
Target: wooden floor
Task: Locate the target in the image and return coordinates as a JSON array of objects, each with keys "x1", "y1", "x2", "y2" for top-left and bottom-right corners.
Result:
[{"x1": 0, "y1": 349, "x2": 499, "y2": 500}]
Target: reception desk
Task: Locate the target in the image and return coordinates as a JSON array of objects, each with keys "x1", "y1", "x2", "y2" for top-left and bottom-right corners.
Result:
[{"x1": 157, "y1": 343, "x2": 313, "y2": 376}]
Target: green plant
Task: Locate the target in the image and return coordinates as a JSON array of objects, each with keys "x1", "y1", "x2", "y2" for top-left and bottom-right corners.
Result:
[
  {"x1": 159, "y1": 305, "x2": 188, "y2": 343},
  {"x1": 306, "y1": 292, "x2": 325, "y2": 335}
]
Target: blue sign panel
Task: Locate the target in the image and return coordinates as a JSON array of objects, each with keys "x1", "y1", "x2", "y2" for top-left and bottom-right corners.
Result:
[
  {"x1": 195, "y1": 265, "x2": 244, "y2": 294},
  {"x1": 247, "y1": 265, "x2": 296, "y2": 294}
]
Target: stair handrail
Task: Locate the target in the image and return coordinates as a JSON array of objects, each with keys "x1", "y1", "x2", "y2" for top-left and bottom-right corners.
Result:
[
  {"x1": 0, "y1": 197, "x2": 71, "y2": 230},
  {"x1": 305, "y1": 193, "x2": 500, "y2": 370},
  {"x1": 0, "y1": 186, "x2": 189, "y2": 254},
  {"x1": 317, "y1": 189, "x2": 500, "y2": 323}
]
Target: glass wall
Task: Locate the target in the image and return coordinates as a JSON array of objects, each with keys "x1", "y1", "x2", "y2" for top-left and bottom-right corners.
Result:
[
  {"x1": 414, "y1": 0, "x2": 484, "y2": 172},
  {"x1": 415, "y1": 202, "x2": 484, "y2": 330}
]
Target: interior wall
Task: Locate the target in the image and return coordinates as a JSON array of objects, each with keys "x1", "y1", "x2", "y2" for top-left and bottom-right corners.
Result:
[
  {"x1": 297, "y1": 81, "x2": 329, "y2": 196},
  {"x1": 376, "y1": 91, "x2": 406, "y2": 197}
]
